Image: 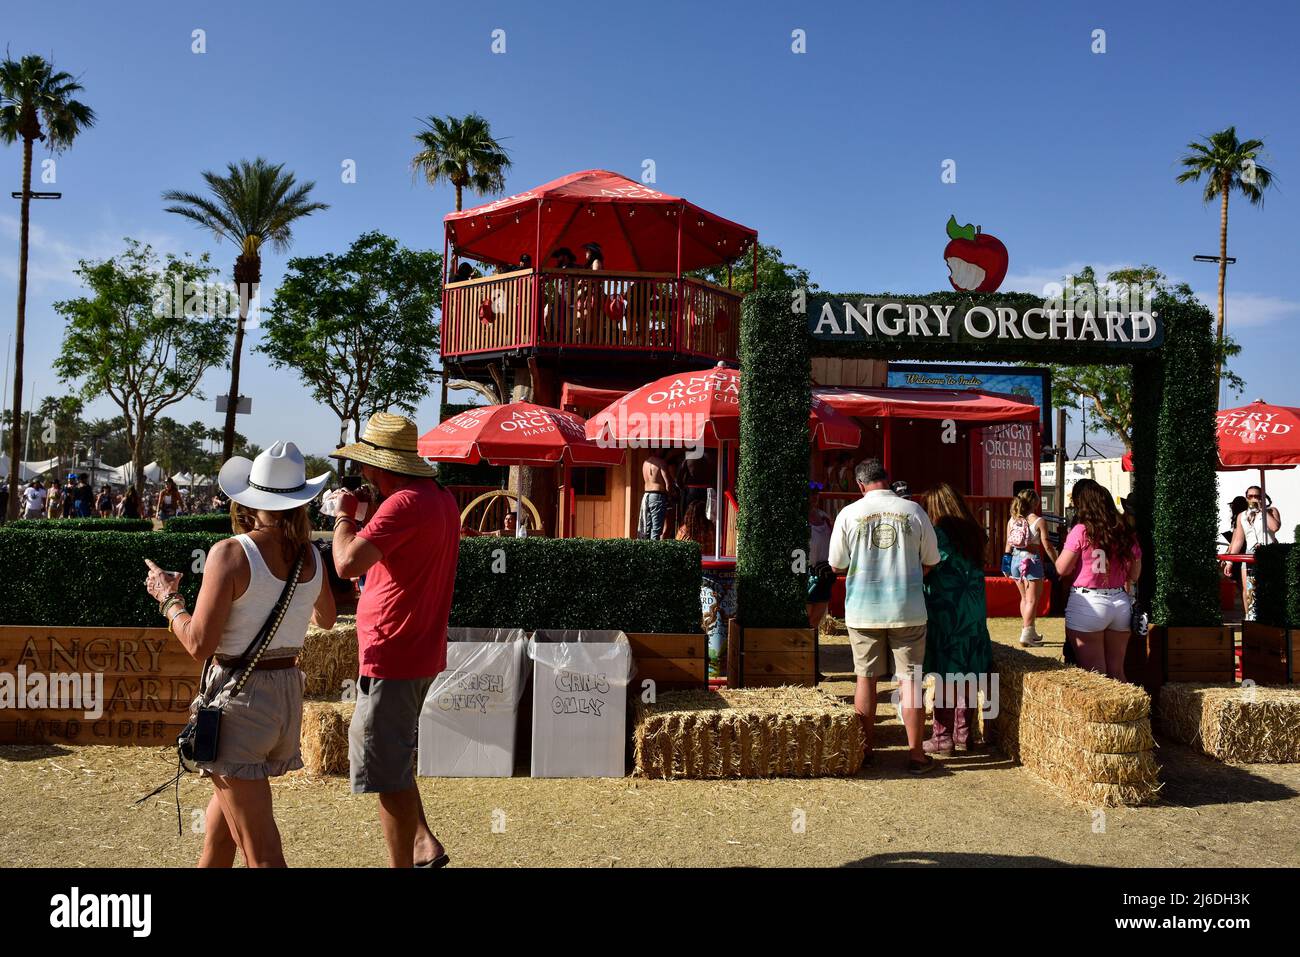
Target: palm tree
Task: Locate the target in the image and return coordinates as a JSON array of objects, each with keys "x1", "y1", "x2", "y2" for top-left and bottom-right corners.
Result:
[
  {"x1": 163, "y1": 159, "x2": 328, "y2": 461},
  {"x1": 1176, "y1": 127, "x2": 1276, "y2": 381},
  {"x1": 410, "y1": 113, "x2": 511, "y2": 212},
  {"x1": 0, "y1": 54, "x2": 95, "y2": 518}
]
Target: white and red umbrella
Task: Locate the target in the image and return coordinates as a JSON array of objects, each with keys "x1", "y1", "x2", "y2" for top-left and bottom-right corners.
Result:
[
  {"x1": 419, "y1": 402, "x2": 624, "y2": 466},
  {"x1": 585, "y1": 363, "x2": 860, "y2": 450},
  {"x1": 418, "y1": 402, "x2": 623, "y2": 537},
  {"x1": 1216, "y1": 400, "x2": 1300, "y2": 469},
  {"x1": 585, "y1": 363, "x2": 861, "y2": 556}
]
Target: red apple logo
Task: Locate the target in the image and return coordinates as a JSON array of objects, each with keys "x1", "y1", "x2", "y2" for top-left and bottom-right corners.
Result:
[{"x1": 944, "y1": 215, "x2": 1008, "y2": 293}]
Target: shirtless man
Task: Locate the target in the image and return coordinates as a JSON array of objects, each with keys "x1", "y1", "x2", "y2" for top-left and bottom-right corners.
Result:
[{"x1": 641, "y1": 454, "x2": 675, "y2": 540}]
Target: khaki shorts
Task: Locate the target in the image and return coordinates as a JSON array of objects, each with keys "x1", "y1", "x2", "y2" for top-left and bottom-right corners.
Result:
[
  {"x1": 847, "y1": 624, "x2": 927, "y2": 679},
  {"x1": 197, "y1": 657, "x2": 306, "y2": 780}
]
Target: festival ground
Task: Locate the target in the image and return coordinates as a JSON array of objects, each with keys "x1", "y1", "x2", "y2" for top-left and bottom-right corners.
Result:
[{"x1": 2, "y1": 618, "x2": 1295, "y2": 869}]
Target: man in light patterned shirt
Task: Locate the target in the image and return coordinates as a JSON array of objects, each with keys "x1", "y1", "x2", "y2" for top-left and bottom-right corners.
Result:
[{"x1": 829, "y1": 458, "x2": 939, "y2": 774}]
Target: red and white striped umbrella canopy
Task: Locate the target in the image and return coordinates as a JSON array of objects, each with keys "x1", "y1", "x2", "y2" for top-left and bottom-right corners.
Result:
[
  {"x1": 418, "y1": 402, "x2": 624, "y2": 467},
  {"x1": 585, "y1": 363, "x2": 860, "y2": 449}
]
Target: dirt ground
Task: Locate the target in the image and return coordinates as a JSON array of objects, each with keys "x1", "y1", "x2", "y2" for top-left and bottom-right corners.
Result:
[{"x1": 2, "y1": 618, "x2": 1297, "y2": 868}]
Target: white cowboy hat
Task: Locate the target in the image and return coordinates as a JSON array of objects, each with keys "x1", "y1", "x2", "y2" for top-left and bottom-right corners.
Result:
[{"x1": 218, "y1": 441, "x2": 331, "y2": 511}]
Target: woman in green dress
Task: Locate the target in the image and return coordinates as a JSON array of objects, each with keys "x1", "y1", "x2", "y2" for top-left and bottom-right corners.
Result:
[{"x1": 921, "y1": 483, "x2": 994, "y2": 755}]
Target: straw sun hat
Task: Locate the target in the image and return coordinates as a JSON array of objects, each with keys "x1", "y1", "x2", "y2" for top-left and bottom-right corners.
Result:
[
  {"x1": 330, "y1": 411, "x2": 437, "y2": 478},
  {"x1": 218, "y1": 441, "x2": 331, "y2": 511}
]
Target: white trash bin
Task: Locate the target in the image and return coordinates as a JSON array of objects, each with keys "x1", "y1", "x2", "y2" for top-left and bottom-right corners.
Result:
[
  {"x1": 529, "y1": 630, "x2": 634, "y2": 778},
  {"x1": 418, "y1": 627, "x2": 528, "y2": 777}
]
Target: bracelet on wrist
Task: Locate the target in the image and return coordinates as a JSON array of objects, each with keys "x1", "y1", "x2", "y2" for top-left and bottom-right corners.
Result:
[
  {"x1": 159, "y1": 593, "x2": 183, "y2": 614},
  {"x1": 334, "y1": 515, "x2": 357, "y2": 527}
]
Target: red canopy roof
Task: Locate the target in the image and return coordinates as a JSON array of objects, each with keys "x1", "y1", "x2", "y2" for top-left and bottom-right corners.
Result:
[
  {"x1": 444, "y1": 169, "x2": 757, "y2": 273},
  {"x1": 812, "y1": 387, "x2": 1040, "y2": 423}
]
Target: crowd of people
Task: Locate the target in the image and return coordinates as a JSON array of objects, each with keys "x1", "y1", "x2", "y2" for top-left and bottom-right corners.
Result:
[
  {"x1": 820, "y1": 459, "x2": 1145, "y2": 774},
  {"x1": 2, "y1": 473, "x2": 231, "y2": 522}
]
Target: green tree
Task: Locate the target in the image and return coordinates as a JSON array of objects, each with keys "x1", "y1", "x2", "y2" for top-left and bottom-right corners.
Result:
[
  {"x1": 53, "y1": 241, "x2": 231, "y2": 497},
  {"x1": 260, "y1": 231, "x2": 443, "y2": 473},
  {"x1": 0, "y1": 53, "x2": 96, "y2": 517},
  {"x1": 1039, "y1": 265, "x2": 1242, "y2": 451},
  {"x1": 162, "y1": 158, "x2": 328, "y2": 462},
  {"x1": 690, "y1": 241, "x2": 816, "y2": 294},
  {"x1": 411, "y1": 113, "x2": 512, "y2": 212},
  {"x1": 30, "y1": 395, "x2": 84, "y2": 465},
  {"x1": 1176, "y1": 127, "x2": 1276, "y2": 379}
]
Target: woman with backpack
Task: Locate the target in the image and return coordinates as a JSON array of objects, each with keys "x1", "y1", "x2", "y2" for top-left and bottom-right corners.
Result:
[{"x1": 1004, "y1": 488, "x2": 1057, "y2": 647}]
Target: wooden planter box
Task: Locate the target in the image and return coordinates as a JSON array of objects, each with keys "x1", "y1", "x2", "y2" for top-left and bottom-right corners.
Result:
[
  {"x1": 1148, "y1": 625, "x2": 1237, "y2": 693},
  {"x1": 626, "y1": 633, "x2": 707, "y2": 690},
  {"x1": 0, "y1": 625, "x2": 197, "y2": 745},
  {"x1": 738, "y1": 627, "x2": 816, "y2": 688},
  {"x1": 1241, "y1": 623, "x2": 1296, "y2": 685}
]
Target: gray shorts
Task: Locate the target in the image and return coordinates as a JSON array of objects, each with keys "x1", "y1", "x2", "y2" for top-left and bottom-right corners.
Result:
[
  {"x1": 847, "y1": 624, "x2": 927, "y2": 680},
  {"x1": 197, "y1": 659, "x2": 306, "y2": 780},
  {"x1": 349, "y1": 675, "x2": 433, "y2": 794}
]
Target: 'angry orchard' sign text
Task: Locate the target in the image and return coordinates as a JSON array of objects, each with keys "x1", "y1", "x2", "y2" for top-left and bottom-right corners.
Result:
[{"x1": 809, "y1": 297, "x2": 1163, "y2": 349}]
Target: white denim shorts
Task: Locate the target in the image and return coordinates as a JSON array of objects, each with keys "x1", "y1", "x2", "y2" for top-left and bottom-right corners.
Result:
[{"x1": 1065, "y1": 587, "x2": 1133, "y2": 633}]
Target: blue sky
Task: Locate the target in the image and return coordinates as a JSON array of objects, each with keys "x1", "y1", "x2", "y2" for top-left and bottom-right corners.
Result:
[{"x1": 3, "y1": 0, "x2": 1296, "y2": 461}]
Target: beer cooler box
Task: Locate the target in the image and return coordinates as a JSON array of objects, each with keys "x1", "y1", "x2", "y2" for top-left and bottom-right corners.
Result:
[
  {"x1": 529, "y1": 630, "x2": 635, "y2": 777},
  {"x1": 417, "y1": 628, "x2": 528, "y2": 777}
]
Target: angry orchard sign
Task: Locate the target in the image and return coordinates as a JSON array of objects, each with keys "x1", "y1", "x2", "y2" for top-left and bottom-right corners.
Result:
[{"x1": 808, "y1": 297, "x2": 1164, "y2": 349}]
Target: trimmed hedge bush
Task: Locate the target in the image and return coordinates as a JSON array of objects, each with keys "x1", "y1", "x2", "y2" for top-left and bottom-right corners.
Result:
[
  {"x1": 451, "y1": 537, "x2": 702, "y2": 633},
  {"x1": 0, "y1": 529, "x2": 704, "y2": 634},
  {"x1": 163, "y1": 513, "x2": 234, "y2": 534},
  {"x1": 0, "y1": 528, "x2": 225, "y2": 626},
  {"x1": 1252, "y1": 542, "x2": 1298, "y2": 628},
  {"x1": 738, "y1": 289, "x2": 1222, "y2": 629},
  {"x1": 5, "y1": 517, "x2": 153, "y2": 533}
]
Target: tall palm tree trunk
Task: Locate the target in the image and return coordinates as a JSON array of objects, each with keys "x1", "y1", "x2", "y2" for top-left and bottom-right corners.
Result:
[
  {"x1": 6, "y1": 135, "x2": 33, "y2": 519},
  {"x1": 1214, "y1": 177, "x2": 1229, "y2": 384},
  {"x1": 222, "y1": 254, "x2": 258, "y2": 462}
]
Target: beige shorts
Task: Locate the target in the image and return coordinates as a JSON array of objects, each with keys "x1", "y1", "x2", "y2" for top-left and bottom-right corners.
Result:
[
  {"x1": 847, "y1": 624, "x2": 927, "y2": 679},
  {"x1": 196, "y1": 657, "x2": 306, "y2": 780}
]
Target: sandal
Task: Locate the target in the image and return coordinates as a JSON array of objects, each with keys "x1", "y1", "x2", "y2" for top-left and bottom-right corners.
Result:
[
  {"x1": 416, "y1": 853, "x2": 450, "y2": 869},
  {"x1": 907, "y1": 755, "x2": 936, "y2": 775}
]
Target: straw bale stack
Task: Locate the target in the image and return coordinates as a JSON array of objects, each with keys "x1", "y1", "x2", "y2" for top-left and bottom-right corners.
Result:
[
  {"x1": 299, "y1": 615, "x2": 358, "y2": 698},
  {"x1": 1159, "y1": 683, "x2": 1300, "y2": 763},
  {"x1": 989, "y1": 643, "x2": 1160, "y2": 806},
  {"x1": 633, "y1": 687, "x2": 863, "y2": 779},
  {"x1": 300, "y1": 700, "x2": 354, "y2": 775}
]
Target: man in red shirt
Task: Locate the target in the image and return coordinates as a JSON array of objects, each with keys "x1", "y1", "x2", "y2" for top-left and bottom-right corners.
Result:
[{"x1": 330, "y1": 412, "x2": 460, "y2": 868}]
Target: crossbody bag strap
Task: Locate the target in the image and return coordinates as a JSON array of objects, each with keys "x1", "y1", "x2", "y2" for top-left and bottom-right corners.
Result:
[{"x1": 224, "y1": 545, "x2": 307, "y2": 702}]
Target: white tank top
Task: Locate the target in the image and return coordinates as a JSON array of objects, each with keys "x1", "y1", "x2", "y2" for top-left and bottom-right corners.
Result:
[
  {"x1": 1242, "y1": 511, "x2": 1276, "y2": 552},
  {"x1": 215, "y1": 535, "x2": 322, "y2": 658}
]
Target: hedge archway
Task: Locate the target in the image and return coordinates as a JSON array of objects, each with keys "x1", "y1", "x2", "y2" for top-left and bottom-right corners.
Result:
[{"x1": 735, "y1": 289, "x2": 1221, "y2": 631}]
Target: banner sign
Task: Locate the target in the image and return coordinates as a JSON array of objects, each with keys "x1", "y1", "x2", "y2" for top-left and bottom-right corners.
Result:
[
  {"x1": 888, "y1": 363, "x2": 1052, "y2": 443},
  {"x1": 809, "y1": 297, "x2": 1164, "y2": 350}
]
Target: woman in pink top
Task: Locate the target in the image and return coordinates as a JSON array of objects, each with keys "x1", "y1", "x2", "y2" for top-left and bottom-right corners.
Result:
[{"x1": 1055, "y1": 479, "x2": 1142, "y2": 680}]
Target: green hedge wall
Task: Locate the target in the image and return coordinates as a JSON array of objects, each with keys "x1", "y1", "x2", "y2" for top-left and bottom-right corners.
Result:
[
  {"x1": 1252, "y1": 542, "x2": 1298, "y2": 628},
  {"x1": 163, "y1": 514, "x2": 234, "y2": 534},
  {"x1": 5, "y1": 517, "x2": 153, "y2": 532},
  {"x1": 0, "y1": 528, "x2": 225, "y2": 626},
  {"x1": 450, "y1": 537, "x2": 702, "y2": 633},
  {"x1": 737, "y1": 290, "x2": 1222, "y2": 629},
  {"x1": 736, "y1": 290, "x2": 810, "y2": 628},
  {"x1": 0, "y1": 529, "x2": 704, "y2": 634}
]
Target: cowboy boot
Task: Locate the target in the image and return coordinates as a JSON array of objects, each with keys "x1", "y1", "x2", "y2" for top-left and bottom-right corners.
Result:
[
  {"x1": 954, "y1": 707, "x2": 978, "y2": 752},
  {"x1": 924, "y1": 707, "x2": 954, "y2": 755}
]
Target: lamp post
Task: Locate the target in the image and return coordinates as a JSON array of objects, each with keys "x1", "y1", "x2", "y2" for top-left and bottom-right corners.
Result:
[{"x1": 1193, "y1": 253, "x2": 1237, "y2": 406}]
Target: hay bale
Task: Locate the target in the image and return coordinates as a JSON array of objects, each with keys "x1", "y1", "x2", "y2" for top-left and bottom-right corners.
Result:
[
  {"x1": 300, "y1": 700, "x2": 354, "y2": 775},
  {"x1": 988, "y1": 642, "x2": 1160, "y2": 806},
  {"x1": 299, "y1": 616, "x2": 358, "y2": 698},
  {"x1": 633, "y1": 687, "x2": 863, "y2": 779},
  {"x1": 1159, "y1": 683, "x2": 1300, "y2": 763}
]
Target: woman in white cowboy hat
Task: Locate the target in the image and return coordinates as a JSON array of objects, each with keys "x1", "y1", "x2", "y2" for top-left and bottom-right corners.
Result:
[{"x1": 144, "y1": 441, "x2": 336, "y2": 868}]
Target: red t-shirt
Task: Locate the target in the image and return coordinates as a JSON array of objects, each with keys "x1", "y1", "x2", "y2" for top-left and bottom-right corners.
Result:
[{"x1": 356, "y1": 479, "x2": 460, "y2": 679}]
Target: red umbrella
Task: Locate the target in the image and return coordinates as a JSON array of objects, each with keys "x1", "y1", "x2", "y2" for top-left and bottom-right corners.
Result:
[
  {"x1": 585, "y1": 363, "x2": 860, "y2": 450},
  {"x1": 586, "y1": 364, "x2": 861, "y2": 556},
  {"x1": 419, "y1": 403, "x2": 623, "y2": 538},
  {"x1": 419, "y1": 402, "x2": 623, "y2": 466},
  {"x1": 1216, "y1": 400, "x2": 1300, "y2": 468}
]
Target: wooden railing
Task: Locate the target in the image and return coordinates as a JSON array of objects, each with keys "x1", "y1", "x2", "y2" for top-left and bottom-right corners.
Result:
[{"x1": 442, "y1": 270, "x2": 743, "y2": 361}]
